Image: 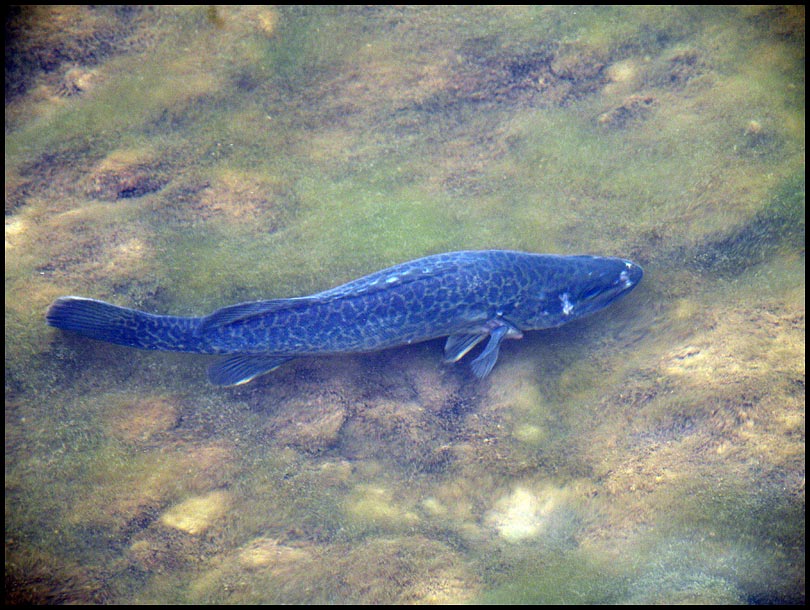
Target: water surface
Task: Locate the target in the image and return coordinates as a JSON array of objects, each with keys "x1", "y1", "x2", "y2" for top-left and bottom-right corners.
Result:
[{"x1": 5, "y1": 6, "x2": 804, "y2": 604}]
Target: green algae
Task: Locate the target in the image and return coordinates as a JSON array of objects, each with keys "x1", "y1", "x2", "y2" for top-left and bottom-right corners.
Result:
[
  {"x1": 692, "y1": 172, "x2": 805, "y2": 275},
  {"x1": 5, "y1": 5, "x2": 804, "y2": 605},
  {"x1": 474, "y1": 547, "x2": 629, "y2": 604}
]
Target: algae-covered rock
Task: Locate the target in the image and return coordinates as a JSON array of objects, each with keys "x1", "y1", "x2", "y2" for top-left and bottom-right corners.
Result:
[
  {"x1": 627, "y1": 571, "x2": 744, "y2": 604},
  {"x1": 105, "y1": 395, "x2": 179, "y2": 443},
  {"x1": 343, "y1": 484, "x2": 420, "y2": 533},
  {"x1": 237, "y1": 537, "x2": 316, "y2": 573},
  {"x1": 159, "y1": 490, "x2": 231, "y2": 535},
  {"x1": 68, "y1": 440, "x2": 237, "y2": 538},
  {"x1": 84, "y1": 147, "x2": 169, "y2": 200},
  {"x1": 597, "y1": 94, "x2": 658, "y2": 128},
  {"x1": 336, "y1": 536, "x2": 481, "y2": 604},
  {"x1": 340, "y1": 395, "x2": 455, "y2": 472},
  {"x1": 267, "y1": 392, "x2": 347, "y2": 453},
  {"x1": 485, "y1": 483, "x2": 576, "y2": 543}
]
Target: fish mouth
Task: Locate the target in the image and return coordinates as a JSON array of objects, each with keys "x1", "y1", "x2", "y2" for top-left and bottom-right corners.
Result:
[
  {"x1": 583, "y1": 260, "x2": 643, "y2": 308},
  {"x1": 620, "y1": 260, "x2": 644, "y2": 289}
]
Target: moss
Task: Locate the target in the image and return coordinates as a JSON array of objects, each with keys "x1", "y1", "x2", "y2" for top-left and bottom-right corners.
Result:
[
  {"x1": 342, "y1": 485, "x2": 420, "y2": 534},
  {"x1": 474, "y1": 547, "x2": 629, "y2": 604},
  {"x1": 155, "y1": 174, "x2": 472, "y2": 308},
  {"x1": 691, "y1": 172, "x2": 805, "y2": 275},
  {"x1": 5, "y1": 5, "x2": 805, "y2": 605}
]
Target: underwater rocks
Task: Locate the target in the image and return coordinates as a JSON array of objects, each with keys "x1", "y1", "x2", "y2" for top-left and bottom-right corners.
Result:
[
  {"x1": 343, "y1": 484, "x2": 420, "y2": 533},
  {"x1": 485, "y1": 483, "x2": 577, "y2": 544},
  {"x1": 159, "y1": 490, "x2": 232, "y2": 535},
  {"x1": 339, "y1": 397, "x2": 457, "y2": 472},
  {"x1": 268, "y1": 394, "x2": 348, "y2": 453},
  {"x1": 597, "y1": 94, "x2": 658, "y2": 128},
  {"x1": 84, "y1": 147, "x2": 169, "y2": 200},
  {"x1": 190, "y1": 170, "x2": 293, "y2": 227},
  {"x1": 56, "y1": 65, "x2": 102, "y2": 97},
  {"x1": 105, "y1": 395, "x2": 178, "y2": 443},
  {"x1": 437, "y1": 39, "x2": 610, "y2": 110},
  {"x1": 5, "y1": 6, "x2": 152, "y2": 103},
  {"x1": 237, "y1": 537, "x2": 315, "y2": 572},
  {"x1": 688, "y1": 174, "x2": 804, "y2": 276},
  {"x1": 69, "y1": 436, "x2": 237, "y2": 541},
  {"x1": 336, "y1": 536, "x2": 481, "y2": 604},
  {"x1": 184, "y1": 533, "x2": 480, "y2": 604}
]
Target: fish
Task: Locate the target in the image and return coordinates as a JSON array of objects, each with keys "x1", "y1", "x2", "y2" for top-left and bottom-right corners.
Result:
[{"x1": 46, "y1": 250, "x2": 642, "y2": 386}]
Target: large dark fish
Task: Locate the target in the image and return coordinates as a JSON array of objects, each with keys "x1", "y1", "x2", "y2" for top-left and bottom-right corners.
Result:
[{"x1": 46, "y1": 250, "x2": 642, "y2": 386}]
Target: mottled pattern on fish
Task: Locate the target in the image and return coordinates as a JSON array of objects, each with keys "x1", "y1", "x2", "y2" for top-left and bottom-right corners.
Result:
[{"x1": 46, "y1": 250, "x2": 642, "y2": 385}]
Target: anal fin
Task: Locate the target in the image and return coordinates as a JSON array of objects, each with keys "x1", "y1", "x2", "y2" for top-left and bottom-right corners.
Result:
[{"x1": 208, "y1": 354, "x2": 293, "y2": 386}]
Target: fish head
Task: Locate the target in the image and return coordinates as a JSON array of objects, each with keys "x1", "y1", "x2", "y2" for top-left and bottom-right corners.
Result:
[{"x1": 512, "y1": 255, "x2": 643, "y2": 330}]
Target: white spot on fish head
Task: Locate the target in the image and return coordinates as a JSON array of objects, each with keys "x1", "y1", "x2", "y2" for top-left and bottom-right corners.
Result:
[{"x1": 560, "y1": 293, "x2": 574, "y2": 316}]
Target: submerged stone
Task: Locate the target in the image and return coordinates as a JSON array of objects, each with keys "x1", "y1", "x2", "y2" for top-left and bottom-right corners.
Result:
[{"x1": 159, "y1": 490, "x2": 231, "y2": 535}]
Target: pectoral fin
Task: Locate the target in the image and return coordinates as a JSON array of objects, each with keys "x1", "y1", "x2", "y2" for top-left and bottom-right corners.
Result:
[
  {"x1": 445, "y1": 318, "x2": 524, "y2": 378},
  {"x1": 469, "y1": 325, "x2": 511, "y2": 379},
  {"x1": 208, "y1": 354, "x2": 293, "y2": 386}
]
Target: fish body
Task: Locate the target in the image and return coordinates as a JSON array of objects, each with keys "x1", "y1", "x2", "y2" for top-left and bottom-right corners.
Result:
[{"x1": 46, "y1": 250, "x2": 642, "y2": 385}]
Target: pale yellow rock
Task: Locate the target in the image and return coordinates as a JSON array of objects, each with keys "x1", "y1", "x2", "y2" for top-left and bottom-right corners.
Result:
[
  {"x1": 485, "y1": 484, "x2": 572, "y2": 542},
  {"x1": 159, "y1": 490, "x2": 231, "y2": 535},
  {"x1": 345, "y1": 485, "x2": 419, "y2": 530}
]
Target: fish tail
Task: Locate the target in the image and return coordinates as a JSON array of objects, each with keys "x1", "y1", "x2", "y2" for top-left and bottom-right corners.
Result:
[{"x1": 46, "y1": 296, "x2": 203, "y2": 353}]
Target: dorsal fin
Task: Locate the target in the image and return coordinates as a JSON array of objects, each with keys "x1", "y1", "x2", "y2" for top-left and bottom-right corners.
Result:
[{"x1": 200, "y1": 297, "x2": 313, "y2": 330}]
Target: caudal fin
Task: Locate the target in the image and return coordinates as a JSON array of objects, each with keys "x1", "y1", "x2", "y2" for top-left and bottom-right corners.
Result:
[{"x1": 46, "y1": 296, "x2": 200, "y2": 352}]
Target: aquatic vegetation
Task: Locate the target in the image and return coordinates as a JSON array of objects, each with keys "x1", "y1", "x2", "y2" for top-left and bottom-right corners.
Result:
[
  {"x1": 5, "y1": 5, "x2": 804, "y2": 604},
  {"x1": 691, "y1": 172, "x2": 805, "y2": 275},
  {"x1": 343, "y1": 484, "x2": 420, "y2": 534}
]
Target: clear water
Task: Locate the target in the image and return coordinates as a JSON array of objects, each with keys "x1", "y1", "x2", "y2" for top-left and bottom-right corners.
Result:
[{"x1": 5, "y1": 6, "x2": 804, "y2": 603}]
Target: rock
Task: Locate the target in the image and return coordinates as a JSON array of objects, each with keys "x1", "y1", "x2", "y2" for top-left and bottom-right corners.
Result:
[
  {"x1": 597, "y1": 94, "x2": 657, "y2": 127},
  {"x1": 485, "y1": 484, "x2": 573, "y2": 543},
  {"x1": 84, "y1": 148, "x2": 168, "y2": 200},
  {"x1": 159, "y1": 490, "x2": 231, "y2": 535},
  {"x1": 344, "y1": 484, "x2": 420, "y2": 532},
  {"x1": 105, "y1": 395, "x2": 178, "y2": 443},
  {"x1": 338, "y1": 536, "x2": 481, "y2": 604},
  {"x1": 268, "y1": 392, "x2": 347, "y2": 452},
  {"x1": 237, "y1": 537, "x2": 315, "y2": 573}
]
